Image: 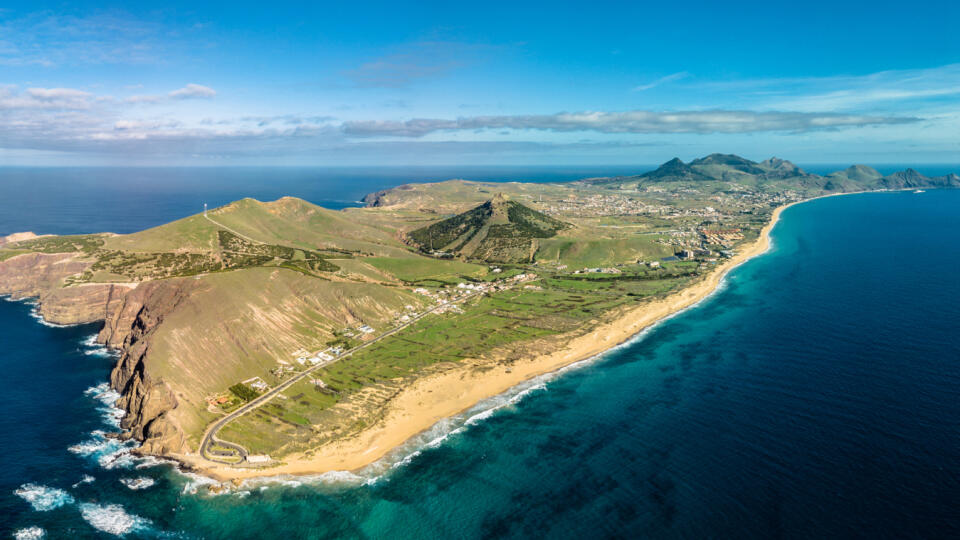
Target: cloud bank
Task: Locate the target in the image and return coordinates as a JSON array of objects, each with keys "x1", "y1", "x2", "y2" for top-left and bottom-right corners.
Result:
[
  {"x1": 342, "y1": 110, "x2": 917, "y2": 137},
  {"x1": 127, "y1": 84, "x2": 216, "y2": 104}
]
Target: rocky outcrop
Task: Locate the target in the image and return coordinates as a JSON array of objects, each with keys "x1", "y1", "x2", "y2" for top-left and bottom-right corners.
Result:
[
  {"x1": 107, "y1": 279, "x2": 199, "y2": 455},
  {"x1": 362, "y1": 189, "x2": 390, "y2": 207},
  {"x1": 0, "y1": 251, "x2": 134, "y2": 326},
  {"x1": 37, "y1": 284, "x2": 134, "y2": 326},
  {"x1": 0, "y1": 252, "x2": 89, "y2": 299}
]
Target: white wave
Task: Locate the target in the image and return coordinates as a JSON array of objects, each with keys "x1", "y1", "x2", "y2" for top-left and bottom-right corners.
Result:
[
  {"x1": 83, "y1": 383, "x2": 124, "y2": 429},
  {"x1": 13, "y1": 483, "x2": 75, "y2": 512},
  {"x1": 230, "y1": 470, "x2": 368, "y2": 492},
  {"x1": 27, "y1": 302, "x2": 76, "y2": 328},
  {"x1": 68, "y1": 429, "x2": 139, "y2": 469},
  {"x1": 119, "y1": 477, "x2": 156, "y2": 490},
  {"x1": 134, "y1": 455, "x2": 174, "y2": 469},
  {"x1": 179, "y1": 472, "x2": 218, "y2": 495},
  {"x1": 72, "y1": 475, "x2": 96, "y2": 488},
  {"x1": 78, "y1": 503, "x2": 151, "y2": 537},
  {"x1": 70, "y1": 384, "x2": 167, "y2": 476},
  {"x1": 13, "y1": 527, "x2": 45, "y2": 539},
  {"x1": 81, "y1": 334, "x2": 113, "y2": 357}
]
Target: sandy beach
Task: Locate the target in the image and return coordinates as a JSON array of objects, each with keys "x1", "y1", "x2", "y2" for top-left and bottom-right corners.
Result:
[{"x1": 181, "y1": 202, "x2": 793, "y2": 482}]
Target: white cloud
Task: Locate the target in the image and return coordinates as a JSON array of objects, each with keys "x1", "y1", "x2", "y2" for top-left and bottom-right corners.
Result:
[
  {"x1": 168, "y1": 83, "x2": 216, "y2": 99},
  {"x1": 124, "y1": 84, "x2": 217, "y2": 104},
  {"x1": 0, "y1": 85, "x2": 93, "y2": 109},
  {"x1": 125, "y1": 94, "x2": 165, "y2": 104},
  {"x1": 341, "y1": 110, "x2": 916, "y2": 137}
]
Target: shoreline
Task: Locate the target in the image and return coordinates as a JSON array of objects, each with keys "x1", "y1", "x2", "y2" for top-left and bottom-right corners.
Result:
[{"x1": 176, "y1": 197, "x2": 802, "y2": 483}]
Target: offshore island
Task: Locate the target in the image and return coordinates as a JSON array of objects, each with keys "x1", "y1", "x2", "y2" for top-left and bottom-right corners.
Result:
[{"x1": 1, "y1": 154, "x2": 957, "y2": 482}]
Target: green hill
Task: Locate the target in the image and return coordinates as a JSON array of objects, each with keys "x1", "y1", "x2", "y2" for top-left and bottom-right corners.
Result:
[
  {"x1": 106, "y1": 197, "x2": 408, "y2": 257},
  {"x1": 407, "y1": 193, "x2": 569, "y2": 263}
]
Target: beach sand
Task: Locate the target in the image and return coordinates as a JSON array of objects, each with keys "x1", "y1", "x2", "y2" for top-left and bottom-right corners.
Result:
[{"x1": 179, "y1": 202, "x2": 792, "y2": 482}]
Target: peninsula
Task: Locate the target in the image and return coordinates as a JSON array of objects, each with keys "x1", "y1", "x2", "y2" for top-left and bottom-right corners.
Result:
[{"x1": 1, "y1": 155, "x2": 956, "y2": 481}]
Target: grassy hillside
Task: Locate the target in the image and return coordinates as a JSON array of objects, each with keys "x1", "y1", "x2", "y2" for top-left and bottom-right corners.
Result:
[
  {"x1": 143, "y1": 266, "x2": 425, "y2": 446},
  {"x1": 363, "y1": 256, "x2": 488, "y2": 283},
  {"x1": 106, "y1": 197, "x2": 410, "y2": 257}
]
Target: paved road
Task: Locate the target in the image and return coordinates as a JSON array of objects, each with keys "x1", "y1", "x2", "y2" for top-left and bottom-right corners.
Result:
[
  {"x1": 204, "y1": 214, "x2": 263, "y2": 244},
  {"x1": 199, "y1": 289, "x2": 485, "y2": 464}
]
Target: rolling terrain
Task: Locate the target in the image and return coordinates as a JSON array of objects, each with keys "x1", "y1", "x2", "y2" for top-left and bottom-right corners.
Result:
[{"x1": 0, "y1": 154, "x2": 956, "y2": 475}]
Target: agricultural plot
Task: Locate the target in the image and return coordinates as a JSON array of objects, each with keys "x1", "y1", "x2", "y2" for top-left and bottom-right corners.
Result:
[{"x1": 364, "y1": 256, "x2": 487, "y2": 284}]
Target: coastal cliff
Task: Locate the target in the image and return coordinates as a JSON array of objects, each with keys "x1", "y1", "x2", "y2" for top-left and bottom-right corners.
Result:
[
  {"x1": 0, "y1": 251, "x2": 190, "y2": 454},
  {"x1": 0, "y1": 253, "x2": 89, "y2": 302},
  {"x1": 108, "y1": 279, "x2": 198, "y2": 455}
]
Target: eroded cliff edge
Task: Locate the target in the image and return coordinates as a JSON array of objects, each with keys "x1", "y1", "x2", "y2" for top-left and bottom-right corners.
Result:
[{"x1": 0, "y1": 252, "x2": 189, "y2": 454}]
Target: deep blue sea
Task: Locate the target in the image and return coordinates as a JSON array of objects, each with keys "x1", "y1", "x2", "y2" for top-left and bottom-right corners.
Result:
[{"x1": 1, "y1": 167, "x2": 959, "y2": 539}]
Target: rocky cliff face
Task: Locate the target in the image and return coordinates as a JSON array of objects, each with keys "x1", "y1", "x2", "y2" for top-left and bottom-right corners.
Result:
[
  {"x1": 0, "y1": 252, "x2": 194, "y2": 455},
  {"x1": 37, "y1": 283, "x2": 133, "y2": 326},
  {"x1": 0, "y1": 252, "x2": 130, "y2": 325},
  {"x1": 0, "y1": 252, "x2": 89, "y2": 300},
  {"x1": 106, "y1": 279, "x2": 199, "y2": 455}
]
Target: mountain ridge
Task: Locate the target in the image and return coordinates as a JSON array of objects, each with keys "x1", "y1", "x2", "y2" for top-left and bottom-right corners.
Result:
[{"x1": 577, "y1": 154, "x2": 960, "y2": 191}]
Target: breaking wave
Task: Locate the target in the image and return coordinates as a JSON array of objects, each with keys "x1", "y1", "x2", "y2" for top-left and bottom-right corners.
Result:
[
  {"x1": 72, "y1": 474, "x2": 96, "y2": 488},
  {"x1": 78, "y1": 503, "x2": 151, "y2": 536},
  {"x1": 119, "y1": 476, "x2": 156, "y2": 490},
  {"x1": 81, "y1": 334, "x2": 113, "y2": 357},
  {"x1": 26, "y1": 301, "x2": 74, "y2": 328},
  {"x1": 13, "y1": 483, "x2": 74, "y2": 512},
  {"x1": 83, "y1": 383, "x2": 124, "y2": 429},
  {"x1": 68, "y1": 429, "x2": 140, "y2": 470},
  {"x1": 13, "y1": 527, "x2": 45, "y2": 539}
]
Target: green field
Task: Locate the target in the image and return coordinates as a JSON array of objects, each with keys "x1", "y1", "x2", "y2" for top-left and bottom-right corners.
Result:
[{"x1": 364, "y1": 256, "x2": 488, "y2": 283}]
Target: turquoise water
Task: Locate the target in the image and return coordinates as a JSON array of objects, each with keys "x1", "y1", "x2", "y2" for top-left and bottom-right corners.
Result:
[{"x1": 2, "y1": 175, "x2": 959, "y2": 538}]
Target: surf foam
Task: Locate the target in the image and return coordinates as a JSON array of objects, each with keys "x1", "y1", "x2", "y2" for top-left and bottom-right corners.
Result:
[
  {"x1": 119, "y1": 477, "x2": 156, "y2": 490},
  {"x1": 72, "y1": 475, "x2": 96, "y2": 488},
  {"x1": 13, "y1": 483, "x2": 74, "y2": 511},
  {"x1": 78, "y1": 503, "x2": 151, "y2": 536},
  {"x1": 13, "y1": 527, "x2": 45, "y2": 539},
  {"x1": 81, "y1": 334, "x2": 113, "y2": 357}
]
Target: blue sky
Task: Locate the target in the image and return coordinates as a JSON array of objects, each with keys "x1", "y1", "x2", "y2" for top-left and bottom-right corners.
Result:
[{"x1": 2, "y1": 1, "x2": 959, "y2": 166}]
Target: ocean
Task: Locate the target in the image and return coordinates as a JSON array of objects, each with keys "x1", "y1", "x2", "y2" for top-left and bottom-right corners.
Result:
[{"x1": 1, "y1": 167, "x2": 959, "y2": 538}]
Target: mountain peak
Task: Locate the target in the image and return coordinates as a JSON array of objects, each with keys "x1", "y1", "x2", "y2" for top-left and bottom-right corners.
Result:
[
  {"x1": 689, "y1": 153, "x2": 766, "y2": 176},
  {"x1": 640, "y1": 157, "x2": 708, "y2": 180},
  {"x1": 881, "y1": 168, "x2": 930, "y2": 188},
  {"x1": 690, "y1": 153, "x2": 756, "y2": 166},
  {"x1": 760, "y1": 157, "x2": 807, "y2": 177}
]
